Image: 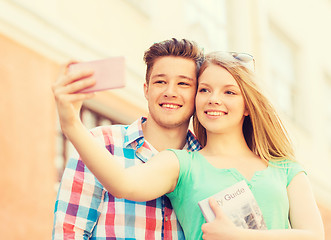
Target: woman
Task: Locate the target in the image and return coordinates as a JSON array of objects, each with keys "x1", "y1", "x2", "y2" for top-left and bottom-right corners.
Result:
[{"x1": 53, "y1": 52, "x2": 324, "y2": 240}]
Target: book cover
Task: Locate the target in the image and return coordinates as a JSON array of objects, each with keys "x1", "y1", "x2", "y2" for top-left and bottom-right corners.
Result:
[{"x1": 198, "y1": 180, "x2": 267, "y2": 229}]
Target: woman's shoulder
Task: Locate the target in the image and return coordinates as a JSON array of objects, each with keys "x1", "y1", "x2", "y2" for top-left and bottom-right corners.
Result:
[
  {"x1": 269, "y1": 159, "x2": 306, "y2": 181},
  {"x1": 269, "y1": 159, "x2": 302, "y2": 168}
]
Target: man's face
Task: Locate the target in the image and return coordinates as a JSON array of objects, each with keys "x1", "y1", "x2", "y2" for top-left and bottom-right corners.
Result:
[{"x1": 144, "y1": 56, "x2": 197, "y2": 130}]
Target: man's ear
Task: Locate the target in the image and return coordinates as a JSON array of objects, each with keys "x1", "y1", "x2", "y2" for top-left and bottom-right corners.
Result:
[{"x1": 143, "y1": 82, "x2": 149, "y2": 100}]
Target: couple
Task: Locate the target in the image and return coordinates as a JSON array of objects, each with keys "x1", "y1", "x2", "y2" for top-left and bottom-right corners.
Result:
[{"x1": 52, "y1": 38, "x2": 324, "y2": 240}]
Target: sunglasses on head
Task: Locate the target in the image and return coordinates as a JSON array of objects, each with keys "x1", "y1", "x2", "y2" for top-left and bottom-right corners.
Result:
[{"x1": 214, "y1": 51, "x2": 255, "y2": 71}]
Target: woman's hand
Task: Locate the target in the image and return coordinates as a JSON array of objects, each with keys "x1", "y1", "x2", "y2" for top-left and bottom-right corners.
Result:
[
  {"x1": 201, "y1": 198, "x2": 240, "y2": 240},
  {"x1": 52, "y1": 62, "x2": 96, "y2": 134},
  {"x1": 202, "y1": 175, "x2": 325, "y2": 240}
]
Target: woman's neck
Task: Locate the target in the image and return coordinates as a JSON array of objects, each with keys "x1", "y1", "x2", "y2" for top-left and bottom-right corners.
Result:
[
  {"x1": 200, "y1": 130, "x2": 252, "y2": 158},
  {"x1": 199, "y1": 131, "x2": 266, "y2": 177}
]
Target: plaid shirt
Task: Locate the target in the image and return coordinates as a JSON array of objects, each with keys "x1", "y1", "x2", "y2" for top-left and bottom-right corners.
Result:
[{"x1": 52, "y1": 117, "x2": 201, "y2": 240}]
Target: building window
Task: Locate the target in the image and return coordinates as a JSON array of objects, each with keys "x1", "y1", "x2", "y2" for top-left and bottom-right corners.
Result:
[
  {"x1": 55, "y1": 105, "x2": 120, "y2": 182},
  {"x1": 185, "y1": 0, "x2": 228, "y2": 51},
  {"x1": 268, "y1": 29, "x2": 297, "y2": 119}
]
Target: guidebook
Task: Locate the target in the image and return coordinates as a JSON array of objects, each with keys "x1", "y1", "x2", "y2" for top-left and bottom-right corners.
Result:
[{"x1": 198, "y1": 180, "x2": 267, "y2": 229}]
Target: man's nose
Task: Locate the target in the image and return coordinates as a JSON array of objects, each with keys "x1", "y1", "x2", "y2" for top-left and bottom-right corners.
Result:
[{"x1": 164, "y1": 83, "x2": 177, "y2": 98}]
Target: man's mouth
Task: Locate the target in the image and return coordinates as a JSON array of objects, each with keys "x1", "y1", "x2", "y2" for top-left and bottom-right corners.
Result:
[{"x1": 160, "y1": 103, "x2": 181, "y2": 109}]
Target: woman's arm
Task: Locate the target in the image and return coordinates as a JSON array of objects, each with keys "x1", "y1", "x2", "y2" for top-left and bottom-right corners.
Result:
[
  {"x1": 52, "y1": 64, "x2": 179, "y2": 202},
  {"x1": 286, "y1": 172, "x2": 324, "y2": 239},
  {"x1": 201, "y1": 172, "x2": 325, "y2": 240},
  {"x1": 67, "y1": 122, "x2": 179, "y2": 201}
]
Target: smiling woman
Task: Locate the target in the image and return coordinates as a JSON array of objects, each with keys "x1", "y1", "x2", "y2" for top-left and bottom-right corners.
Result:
[
  {"x1": 196, "y1": 64, "x2": 249, "y2": 136},
  {"x1": 193, "y1": 52, "x2": 293, "y2": 162}
]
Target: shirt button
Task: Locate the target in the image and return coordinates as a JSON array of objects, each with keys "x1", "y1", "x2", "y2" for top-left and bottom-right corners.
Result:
[{"x1": 165, "y1": 216, "x2": 168, "y2": 222}]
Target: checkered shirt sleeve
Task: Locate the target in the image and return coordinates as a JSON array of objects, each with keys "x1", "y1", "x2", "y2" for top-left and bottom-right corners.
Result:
[{"x1": 52, "y1": 117, "x2": 201, "y2": 239}]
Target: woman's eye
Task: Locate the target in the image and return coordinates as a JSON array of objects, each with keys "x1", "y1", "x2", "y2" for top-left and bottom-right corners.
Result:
[
  {"x1": 199, "y1": 88, "x2": 209, "y2": 93},
  {"x1": 225, "y1": 90, "x2": 235, "y2": 95}
]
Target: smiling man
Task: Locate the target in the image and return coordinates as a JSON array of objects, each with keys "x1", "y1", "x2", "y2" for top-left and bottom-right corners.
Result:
[{"x1": 52, "y1": 38, "x2": 204, "y2": 240}]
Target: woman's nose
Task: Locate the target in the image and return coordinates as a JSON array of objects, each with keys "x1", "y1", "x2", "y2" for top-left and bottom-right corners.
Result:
[{"x1": 208, "y1": 94, "x2": 222, "y2": 105}]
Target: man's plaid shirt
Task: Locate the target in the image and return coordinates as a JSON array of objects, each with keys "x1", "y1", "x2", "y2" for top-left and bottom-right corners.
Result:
[{"x1": 52, "y1": 117, "x2": 201, "y2": 239}]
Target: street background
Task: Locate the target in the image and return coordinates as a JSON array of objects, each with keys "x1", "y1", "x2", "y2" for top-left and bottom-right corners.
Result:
[{"x1": 0, "y1": 0, "x2": 330, "y2": 239}]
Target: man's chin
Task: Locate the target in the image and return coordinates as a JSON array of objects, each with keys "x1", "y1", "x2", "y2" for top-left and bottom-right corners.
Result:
[
  {"x1": 147, "y1": 111, "x2": 192, "y2": 130},
  {"x1": 158, "y1": 119, "x2": 190, "y2": 130}
]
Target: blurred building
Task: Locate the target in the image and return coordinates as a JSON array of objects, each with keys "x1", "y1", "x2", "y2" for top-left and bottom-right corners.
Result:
[{"x1": 0, "y1": 0, "x2": 330, "y2": 239}]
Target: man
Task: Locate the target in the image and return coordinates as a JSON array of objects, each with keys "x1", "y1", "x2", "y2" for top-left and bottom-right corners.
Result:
[{"x1": 52, "y1": 38, "x2": 204, "y2": 239}]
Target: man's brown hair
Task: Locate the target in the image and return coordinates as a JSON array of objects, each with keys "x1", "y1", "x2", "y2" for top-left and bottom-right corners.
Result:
[{"x1": 143, "y1": 38, "x2": 204, "y2": 84}]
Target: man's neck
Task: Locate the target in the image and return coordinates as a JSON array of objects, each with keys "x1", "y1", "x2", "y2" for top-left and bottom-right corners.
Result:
[{"x1": 142, "y1": 118, "x2": 189, "y2": 152}]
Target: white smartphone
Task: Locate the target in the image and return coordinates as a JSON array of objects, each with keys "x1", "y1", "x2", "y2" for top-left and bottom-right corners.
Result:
[{"x1": 68, "y1": 56, "x2": 126, "y2": 93}]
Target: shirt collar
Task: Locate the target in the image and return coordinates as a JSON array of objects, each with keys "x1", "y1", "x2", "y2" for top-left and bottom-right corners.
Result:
[
  {"x1": 185, "y1": 129, "x2": 202, "y2": 151},
  {"x1": 123, "y1": 117, "x2": 146, "y2": 149},
  {"x1": 123, "y1": 117, "x2": 201, "y2": 151}
]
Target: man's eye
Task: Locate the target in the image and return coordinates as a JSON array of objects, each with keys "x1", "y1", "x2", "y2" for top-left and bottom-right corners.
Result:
[
  {"x1": 178, "y1": 82, "x2": 190, "y2": 86},
  {"x1": 155, "y1": 80, "x2": 166, "y2": 84}
]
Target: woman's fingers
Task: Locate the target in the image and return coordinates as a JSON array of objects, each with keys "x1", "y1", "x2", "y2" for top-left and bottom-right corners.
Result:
[
  {"x1": 56, "y1": 91, "x2": 96, "y2": 105},
  {"x1": 59, "y1": 76, "x2": 96, "y2": 95},
  {"x1": 53, "y1": 68, "x2": 94, "y2": 88},
  {"x1": 53, "y1": 80, "x2": 96, "y2": 107},
  {"x1": 52, "y1": 70, "x2": 96, "y2": 98},
  {"x1": 62, "y1": 68, "x2": 94, "y2": 86}
]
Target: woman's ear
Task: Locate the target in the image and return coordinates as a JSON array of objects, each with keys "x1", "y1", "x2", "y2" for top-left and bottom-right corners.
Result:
[{"x1": 244, "y1": 108, "x2": 249, "y2": 116}]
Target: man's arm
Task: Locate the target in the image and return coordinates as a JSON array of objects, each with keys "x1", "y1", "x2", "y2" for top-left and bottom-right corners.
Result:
[{"x1": 52, "y1": 158, "x2": 105, "y2": 239}]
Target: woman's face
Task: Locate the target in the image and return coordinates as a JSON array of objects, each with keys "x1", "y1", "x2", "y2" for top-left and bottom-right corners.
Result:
[{"x1": 196, "y1": 64, "x2": 249, "y2": 135}]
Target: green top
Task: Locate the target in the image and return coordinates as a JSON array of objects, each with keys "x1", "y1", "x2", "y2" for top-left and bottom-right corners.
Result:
[{"x1": 166, "y1": 150, "x2": 305, "y2": 240}]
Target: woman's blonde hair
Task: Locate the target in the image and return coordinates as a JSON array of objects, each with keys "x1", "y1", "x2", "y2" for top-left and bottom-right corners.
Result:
[{"x1": 193, "y1": 52, "x2": 295, "y2": 162}]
